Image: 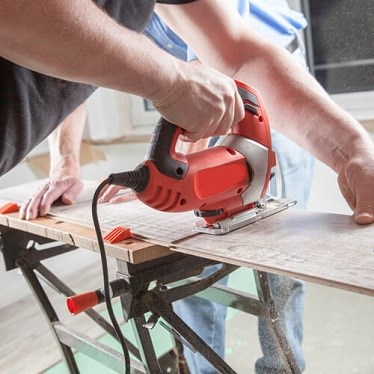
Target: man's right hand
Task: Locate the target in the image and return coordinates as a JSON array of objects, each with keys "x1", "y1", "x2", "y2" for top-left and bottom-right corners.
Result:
[{"x1": 152, "y1": 62, "x2": 244, "y2": 142}]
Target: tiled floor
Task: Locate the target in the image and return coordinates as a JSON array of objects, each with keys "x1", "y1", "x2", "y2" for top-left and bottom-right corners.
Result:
[{"x1": 225, "y1": 278, "x2": 374, "y2": 373}]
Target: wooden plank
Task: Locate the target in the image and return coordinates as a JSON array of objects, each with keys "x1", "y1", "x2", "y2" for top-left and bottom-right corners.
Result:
[
  {"x1": 0, "y1": 182, "x2": 373, "y2": 295},
  {"x1": 0, "y1": 210, "x2": 172, "y2": 264},
  {"x1": 171, "y1": 210, "x2": 374, "y2": 296}
]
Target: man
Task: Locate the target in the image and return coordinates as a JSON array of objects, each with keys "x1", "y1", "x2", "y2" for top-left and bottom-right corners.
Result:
[
  {"x1": 1, "y1": 0, "x2": 373, "y2": 372},
  {"x1": 0, "y1": 0, "x2": 244, "y2": 176},
  {"x1": 1, "y1": 1, "x2": 372, "y2": 222}
]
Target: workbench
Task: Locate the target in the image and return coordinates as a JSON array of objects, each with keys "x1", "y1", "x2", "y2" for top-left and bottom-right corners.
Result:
[{"x1": 0, "y1": 180, "x2": 373, "y2": 373}]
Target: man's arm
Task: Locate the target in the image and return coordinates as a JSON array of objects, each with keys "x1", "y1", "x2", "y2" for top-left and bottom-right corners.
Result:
[
  {"x1": 0, "y1": 0, "x2": 243, "y2": 141},
  {"x1": 20, "y1": 104, "x2": 86, "y2": 220},
  {"x1": 0, "y1": 0, "x2": 171, "y2": 98},
  {"x1": 156, "y1": 0, "x2": 374, "y2": 224}
]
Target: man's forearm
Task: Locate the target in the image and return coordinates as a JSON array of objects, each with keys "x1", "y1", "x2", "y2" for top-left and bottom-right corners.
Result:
[
  {"x1": 232, "y1": 44, "x2": 373, "y2": 174},
  {"x1": 1, "y1": 1, "x2": 244, "y2": 140},
  {"x1": 0, "y1": 0, "x2": 177, "y2": 101},
  {"x1": 157, "y1": 1, "x2": 373, "y2": 174},
  {"x1": 48, "y1": 104, "x2": 86, "y2": 178}
]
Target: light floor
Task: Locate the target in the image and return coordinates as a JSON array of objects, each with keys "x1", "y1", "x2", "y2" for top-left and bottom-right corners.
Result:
[{"x1": 0, "y1": 252, "x2": 373, "y2": 374}]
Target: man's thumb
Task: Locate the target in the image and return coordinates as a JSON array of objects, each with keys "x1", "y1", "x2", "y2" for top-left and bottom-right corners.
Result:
[{"x1": 354, "y1": 205, "x2": 374, "y2": 225}]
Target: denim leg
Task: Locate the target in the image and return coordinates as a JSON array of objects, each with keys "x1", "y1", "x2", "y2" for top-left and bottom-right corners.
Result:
[
  {"x1": 270, "y1": 130, "x2": 315, "y2": 211},
  {"x1": 255, "y1": 132, "x2": 313, "y2": 373},
  {"x1": 173, "y1": 264, "x2": 229, "y2": 374},
  {"x1": 175, "y1": 134, "x2": 314, "y2": 373},
  {"x1": 256, "y1": 274, "x2": 305, "y2": 374}
]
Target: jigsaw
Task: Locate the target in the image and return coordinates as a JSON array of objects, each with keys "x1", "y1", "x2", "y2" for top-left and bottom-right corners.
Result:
[{"x1": 108, "y1": 80, "x2": 296, "y2": 235}]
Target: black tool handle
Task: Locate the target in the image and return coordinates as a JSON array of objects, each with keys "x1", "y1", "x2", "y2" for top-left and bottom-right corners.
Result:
[{"x1": 145, "y1": 117, "x2": 189, "y2": 180}]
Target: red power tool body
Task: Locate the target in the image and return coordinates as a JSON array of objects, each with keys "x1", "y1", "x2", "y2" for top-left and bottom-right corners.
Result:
[
  {"x1": 131, "y1": 81, "x2": 276, "y2": 226},
  {"x1": 69, "y1": 82, "x2": 288, "y2": 319}
]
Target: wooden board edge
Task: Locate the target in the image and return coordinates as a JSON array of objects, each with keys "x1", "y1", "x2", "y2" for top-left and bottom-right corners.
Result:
[
  {"x1": 170, "y1": 245, "x2": 374, "y2": 297},
  {"x1": 0, "y1": 212, "x2": 171, "y2": 264}
]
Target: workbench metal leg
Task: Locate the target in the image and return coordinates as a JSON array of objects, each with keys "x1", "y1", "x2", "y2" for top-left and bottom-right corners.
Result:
[
  {"x1": 16, "y1": 258, "x2": 79, "y2": 374},
  {"x1": 147, "y1": 293, "x2": 236, "y2": 374},
  {"x1": 36, "y1": 263, "x2": 118, "y2": 334},
  {"x1": 255, "y1": 271, "x2": 301, "y2": 374},
  {"x1": 130, "y1": 315, "x2": 163, "y2": 374}
]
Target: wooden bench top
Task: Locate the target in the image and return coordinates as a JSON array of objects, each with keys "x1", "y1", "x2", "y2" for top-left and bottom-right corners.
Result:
[{"x1": 0, "y1": 181, "x2": 373, "y2": 296}]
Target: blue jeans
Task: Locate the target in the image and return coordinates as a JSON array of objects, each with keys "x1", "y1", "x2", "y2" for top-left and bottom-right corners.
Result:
[{"x1": 173, "y1": 132, "x2": 314, "y2": 373}]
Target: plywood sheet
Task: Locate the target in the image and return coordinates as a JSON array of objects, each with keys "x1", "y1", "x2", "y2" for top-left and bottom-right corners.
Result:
[
  {"x1": 0, "y1": 181, "x2": 373, "y2": 295},
  {"x1": 172, "y1": 210, "x2": 374, "y2": 296}
]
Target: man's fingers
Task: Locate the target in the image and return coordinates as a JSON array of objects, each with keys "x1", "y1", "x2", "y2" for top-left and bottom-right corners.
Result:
[
  {"x1": 98, "y1": 185, "x2": 125, "y2": 203},
  {"x1": 61, "y1": 180, "x2": 84, "y2": 205},
  {"x1": 19, "y1": 177, "x2": 84, "y2": 220},
  {"x1": 20, "y1": 184, "x2": 49, "y2": 220},
  {"x1": 181, "y1": 86, "x2": 244, "y2": 142},
  {"x1": 354, "y1": 211, "x2": 374, "y2": 225},
  {"x1": 354, "y1": 202, "x2": 374, "y2": 225},
  {"x1": 39, "y1": 185, "x2": 66, "y2": 216},
  {"x1": 109, "y1": 190, "x2": 137, "y2": 204},
  {"x1": 19, "y1": 197, "x2": 32, "y2": 220},
  {"x1": 337, "y1": 174, "x2": 356, "y2": 211},
  {"x1": 98, "y1": 183, "x2": 110, "y2": 198},
  {"x1": 338, "y1": 173, "x2": 374, "y2": 225}
]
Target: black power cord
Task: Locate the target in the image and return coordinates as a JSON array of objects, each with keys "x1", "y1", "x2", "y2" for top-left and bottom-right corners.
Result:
[
  {"x1": 92, "y1": 178, "x2": 131, "y2": 373},
  {"x1": 91, "y1": 166, "x2": 150, "y2": 373}
]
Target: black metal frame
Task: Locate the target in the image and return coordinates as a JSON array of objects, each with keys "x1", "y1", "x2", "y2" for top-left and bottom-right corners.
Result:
[{"x1": 1, "y1": 225, "x2": 301, "y2": 374}]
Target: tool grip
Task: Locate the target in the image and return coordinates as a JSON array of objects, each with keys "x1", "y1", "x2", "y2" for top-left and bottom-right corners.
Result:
[
  {"x1": 145, "y1": 117, "x2": 188, "y2": 180},
  {"x1": 146, "y1": 81, "x2": 268, "y2": 181}
]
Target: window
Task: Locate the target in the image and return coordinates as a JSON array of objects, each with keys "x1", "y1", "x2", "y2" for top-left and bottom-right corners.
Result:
[{"x1": 301, "y1": 0, "x2": 374, "y2": 120}]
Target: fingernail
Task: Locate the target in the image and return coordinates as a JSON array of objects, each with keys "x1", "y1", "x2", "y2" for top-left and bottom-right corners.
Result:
[
  {"x1": 355, "y1": 212, "x2": 373, "y2": 224},
  {"x1": 356, "y1": 212, "x2": 372, "y2": 218}
]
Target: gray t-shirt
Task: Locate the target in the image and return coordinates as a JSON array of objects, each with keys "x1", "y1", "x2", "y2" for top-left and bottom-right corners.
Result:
[{"x1": 0, "y1": 0, "x2": 157, "y2": 176}]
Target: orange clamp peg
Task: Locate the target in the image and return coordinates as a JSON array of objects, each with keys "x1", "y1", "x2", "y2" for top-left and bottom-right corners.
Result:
[
  {"x1": 103, "y1": 226, "x2": 132, "y2": 244},
  {"x1": 67, "y1": 291, "x2": 100, "y2": 315},
  {"x1": 0, "y1": 202, "x2": 19, "y2": 214},
  {"x1": 67, "y1": 279, "x2": 127, "y2": 316}
]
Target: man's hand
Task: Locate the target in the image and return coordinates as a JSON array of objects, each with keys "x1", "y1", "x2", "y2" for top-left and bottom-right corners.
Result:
[
  {"x1": 20, "y1": 177, "x2": 83, "y2": 220},
  {"x1": 20, "y1": 104, "x2": 86, "y2": 220},
  {"x1": 153, "y1": 62, "x2": 244, "y2": 142},
  {"x1": 98, "y1": 185, "x2": 137, "y2": 204},
  {"x1": 337, "y1": 150, "x2": 374, "y2": 225}
]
